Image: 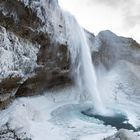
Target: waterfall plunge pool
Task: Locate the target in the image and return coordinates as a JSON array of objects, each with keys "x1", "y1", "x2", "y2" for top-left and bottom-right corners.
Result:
[
  {"x1": 51, "y1": 103, "x2": 140, "y2": 132},
  {"x1": 81, "y1": 108, "x2": 140, "y2": 131}
]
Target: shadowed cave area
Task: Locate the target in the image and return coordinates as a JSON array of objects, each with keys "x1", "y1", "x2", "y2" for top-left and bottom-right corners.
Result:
[{"x1": 81, "y1": 108, "x2": 140, "y2": 132}]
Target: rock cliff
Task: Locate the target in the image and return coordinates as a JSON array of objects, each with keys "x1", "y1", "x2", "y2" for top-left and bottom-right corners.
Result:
[
  {"x1": 0, "y1": 0, "x2": 73, "y2": 109},
  {"x1": 92, "y1": 30, "x2": 140, "y2": 69}
]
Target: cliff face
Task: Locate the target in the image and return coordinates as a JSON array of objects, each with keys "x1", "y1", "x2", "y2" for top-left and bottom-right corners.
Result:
[
  {"x1": 92, "y1": 30, "x2": 140, "y2": 69},
  {"x1": 0, "y1": 0, "x2": 72, "y2": 109},
  {"x1": 0, "y1": 0, "x2": 97, "y2": 109},
  {"x1": 0, "y1": 26, "x2": 40, "y2": 108}
]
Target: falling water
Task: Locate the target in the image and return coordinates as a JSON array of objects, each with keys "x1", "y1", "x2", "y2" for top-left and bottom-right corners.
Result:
[{"x1": 63, "y1": 12, "x2": 106, "y2": 114}]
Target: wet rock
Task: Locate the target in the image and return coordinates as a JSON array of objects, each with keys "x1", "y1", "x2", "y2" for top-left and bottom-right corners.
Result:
[
  {"x1": 0, "y1": 76, "x2": 22, "y2": 109},
  {"x1": 15, "y1": 67, "x2": 72, "y2": 97}
]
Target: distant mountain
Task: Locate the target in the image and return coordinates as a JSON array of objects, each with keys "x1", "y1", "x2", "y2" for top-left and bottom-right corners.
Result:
[{"x1": 92, "y1": 30, "x2": 140, "y2": 69}]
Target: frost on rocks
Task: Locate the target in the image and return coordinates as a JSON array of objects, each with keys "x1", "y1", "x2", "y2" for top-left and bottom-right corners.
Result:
[
  {"x1": 0, "y1": 26, "x2": 40, "y2": 80},
  {"x1": 19, "y1": 0, "x2": 67, "y2": 44},
  {"x1": 0, "y1": 123, "x2": 31, "y2": 140},
  {"x1": 0, "y1": 25, "x2": 40, "y2": 108},
  {"x1": 0, "y1": 0, "x2": 75, "y2": 107}
]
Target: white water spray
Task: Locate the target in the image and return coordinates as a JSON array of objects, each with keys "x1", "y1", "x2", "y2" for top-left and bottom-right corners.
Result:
[{"x1": 63, "y1": 12, "x2": 106, "y2": 114}]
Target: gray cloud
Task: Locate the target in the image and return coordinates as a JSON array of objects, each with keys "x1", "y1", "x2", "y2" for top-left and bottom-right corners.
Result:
[
  {"x1": 86, "y1": 0, "x2": 140, "y2": 28},
  {"x1": 124, "y1": 14, "x2": 140, "y2": 28},
  {"x1": 123, "y1": 3, "x2": 140, "y2": 28},
  {"x1": 86, "y1": 0, "x2": 132, "y2": 7}
]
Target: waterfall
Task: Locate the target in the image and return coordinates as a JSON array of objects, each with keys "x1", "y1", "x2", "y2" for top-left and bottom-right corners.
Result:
[{"x1": 63, "y1": 12, "x2": 106, "y2": 114}]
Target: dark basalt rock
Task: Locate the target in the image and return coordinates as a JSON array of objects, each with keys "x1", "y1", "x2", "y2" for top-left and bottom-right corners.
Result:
[
  {"x1": 15, "y1": 67, "x2": 72, "y2": 97},
  {"x1": 0, "y1": 76, "x2": 22, "y2": 109},
  {"x1": 0, "y1": 77, "x2": 22, "y2": 93}
]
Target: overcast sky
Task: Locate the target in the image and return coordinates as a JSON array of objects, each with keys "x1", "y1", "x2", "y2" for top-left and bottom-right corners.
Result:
[{"x1": 59, "y1": 0, "x2": 140, "y2": 43}]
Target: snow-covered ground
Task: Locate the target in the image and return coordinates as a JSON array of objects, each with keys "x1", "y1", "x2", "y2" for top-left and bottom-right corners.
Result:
[
  {"x1": 0, "y1": 87, "x2": 115, "y2": 140},
  {"x1": 0, "y1": 80, "x2": 140, "y2": 140}
]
